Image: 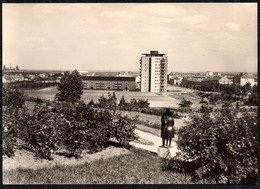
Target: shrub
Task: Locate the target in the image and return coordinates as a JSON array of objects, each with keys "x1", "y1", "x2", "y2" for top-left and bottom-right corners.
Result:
[
  {"x1": 245, "y1": 84, "x2": 258, "y2": 106},
  {"x1": 2, "y1": 131, "x2": 16, "y2": 157},
  {"x1": 88, "y1": 99, "x2": 95, "y2": 107},
  {"x1": 112, "y1": 114, "x2": 138, "y2": 146},
  {"x1": 208, "y1": 93, "x2": 222, "y2": 104},
  {"x1": 11, "y1": 81, "x2": 57, "y2": 90},
  {"x1": 2, "y1": 85, "x2": 25, "y2": 110},
  {"x1": 97, "y1": 92, "x2": 117, "y2": 113},
  {"x1": 179, "y1": 99, "x2": 192, "y2": 108},
  {"x1": 2, "y1": 109, "x2": 17, "y2": 157},
  {"x1": 5, "y1": 100, "x2": 138, "y2": 159},
  {"x1": 118, "y1": 95, "x2": 128, "y2": 110},
  {"x1": 165, "y1": 105, "x2": 257, "y2": 184},
  {"x1": 19, "y1": 105, "x2": 60, "y2": 160}
]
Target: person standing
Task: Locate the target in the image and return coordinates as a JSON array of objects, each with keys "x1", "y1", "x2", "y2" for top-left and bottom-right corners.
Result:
[
  {"x1": 161, "y1": 108, "x2": 170, "y2": 147},
  {"x1": 165, "y1": 111, "x2": 175, "y2": 147}
]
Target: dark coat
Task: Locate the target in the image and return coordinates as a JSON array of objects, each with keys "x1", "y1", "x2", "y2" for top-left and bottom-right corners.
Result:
[
  {"x1": 161, "y1": 114, "x2": 168, "y2": 138},
  {"x1": 165, "y1": 117, "x2": 175, "y2": 138}
]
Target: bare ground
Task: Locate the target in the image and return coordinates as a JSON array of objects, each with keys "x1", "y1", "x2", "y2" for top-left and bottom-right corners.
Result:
[{"x1": 3, "y1": 147, "x2": 131, "y2": 171}]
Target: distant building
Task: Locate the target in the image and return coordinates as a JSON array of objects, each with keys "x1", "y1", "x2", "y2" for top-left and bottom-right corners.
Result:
[
  {"x1": 241, "y1": 73, "x2": 256, "y2": 86},
  {"x1": 140, "y1": 50, "x2": 168, "y2": 92},
  {"x1": 254, "y1": 78, "x2": 258, "y2": 85},
  {"x1": 205, "y1": 71, "x2": 221, "y2": 78},
  {"x1": 3, "y1": 74, "x2": 24, "y2": 82},
  {"x1": 219, "y1": 76, "x2": 233, "y2": 85},
  {"x1": 171, "y1": 76, "x2": 183, "y2": 85},
  {"x1": 233, "y1": 73, "x2": 256, "y2": 86},
  {"x1": 186, "y1": 76, "x2": 205, "y2": 82},
  {"x1": 168, "y1": 72, "x2": 175, "y2": 80},
  {"x1": 135, "y1": 75, "x2": 141, "y2": 89},
  {"x1": 202, "y1": 76, "x2": 221, "y2": 83},
  {"x1": 82, "y1": 76, "x2": 136, "y2": 90}
]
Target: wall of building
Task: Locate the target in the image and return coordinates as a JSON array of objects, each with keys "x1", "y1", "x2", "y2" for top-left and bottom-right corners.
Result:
[
  {"x1": 160, "y1": 57, "x2": 168, "y2": 92},
  {"x1": 140, "y1": 57, "x2": 150, "y2": 92},
  {"x1": 83, "y1": 79, "x2": 135, "y2": 90},
  {"x1": 241, "y1": 78, "x2": 255, "y2": 86},
  {"x1": 140, "y1": 51, "x2": 168, "y2": 92}
]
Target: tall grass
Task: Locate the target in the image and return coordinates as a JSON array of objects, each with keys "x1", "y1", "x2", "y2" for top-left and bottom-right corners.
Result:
[{"x1": 3, "y1": 148, "x2": 212, "y2": 184}]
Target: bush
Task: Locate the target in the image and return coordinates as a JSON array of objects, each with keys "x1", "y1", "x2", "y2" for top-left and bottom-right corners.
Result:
[
  {"x1": 112, "y1": 114, "x2": 138, "y2": 146},
  {"x1": 3, "y1": 85, "x2": 25, "y2": 109},
  {"x1": 97, "y1": 92, "x2": 117, "y2": 113},
  {"x1": 179, "y1": 99, "x2": 192, "y2": 108},
  {"x1": 3, "y1": 100, "x2": 137, "y2": 159},
  {"x1": 165, "y1": 105, "x2": 257, "y2": 184},
  {"x1": 2, "y1": 109, "x2": 17, "y2": 157},
  {"x1": 13, "y1": 105, "x2": 61, "y2": 160},
  {"x1": 208, "y1": 93, "x2": 222, "y2": 104},
  {"x1": 11, "y1": 81, "x2": 57, "y2": 90},
  {"x1": 245, "y1": 84, "x2": 258, "y2": 106}
]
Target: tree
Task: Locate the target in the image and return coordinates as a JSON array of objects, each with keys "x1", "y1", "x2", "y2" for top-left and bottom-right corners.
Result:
[
  {"x1": 55, "y1": 70, "x2": 83, "y2": 103},
  {"x1": 119, "y1": 95, "x2": 128, "y2": 110}
]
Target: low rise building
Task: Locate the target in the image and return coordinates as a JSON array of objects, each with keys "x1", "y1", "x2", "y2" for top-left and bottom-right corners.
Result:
[
  {"x1": 82, "y1": 76, "x2": 136, "y2": 90},
  {"x1": 241, "y1": 73, "x2": 256, "y2": 86},
  {"x1": 186, "y1": 76, "x2": 205, "y2": 82},
  {"x1": 233, "y1": 73, "x2": 257, "y2": 86},
  {"x1": 219, "y1": 76, "x2": 233, "y2": 85},
  {"x1": 171, "y1": 76, "x2": 183, "y2": 85}
]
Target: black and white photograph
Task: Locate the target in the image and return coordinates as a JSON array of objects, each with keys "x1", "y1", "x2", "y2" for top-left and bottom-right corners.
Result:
[{"x1": 2, "y1": 2, "x2": 258, "y2": 185}]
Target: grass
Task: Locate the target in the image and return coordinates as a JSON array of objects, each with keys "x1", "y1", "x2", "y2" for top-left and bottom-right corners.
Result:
[
  {"x1": 133, "y1": 136, "x2": 154, "y2": 145},
  {"x1": 3, "y1": 147, "x2": 210, "y2": 184},
  {"x1": 23, "y1": 85, "x2": 201, "y2": 108},
  {"x1": 136, "y1": 125, "x2": 160, "y2": 137}
]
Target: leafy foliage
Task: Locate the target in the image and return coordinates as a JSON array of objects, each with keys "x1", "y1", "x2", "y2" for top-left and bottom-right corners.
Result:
[
  {"x1": 2, "y1": 85, "x2": 26, "y2": 157},
  {"x1": 97, "y1": 92, "x2": 117, "y2": 113},
  {"x1": 2, "y1": 85, "x2": 25, "y2": 109},
  {"x1": 245, "y1": 84, "x2": 258, "y2": 106},
  {"x1": 179, "y1": 99, "x2": 192, "y2": 108},
  {"x1": 55, "y1": 70, "x2": 83, "y2": 103},
  {"x1": 164, "y1": 105, "x2": 257, "y2": 184},
  {"x1": 11, "y1": 81, "x2": 57, "y2": 90},
  {"x1": 2, "y1": 109, "x2": 17, "y2": 157},
  {"x1": 3, "y1": 99, "x2": 137, "y2": 159},
  {"x1": 112, "y1": 114, "x2": 138, "y2": 146}
]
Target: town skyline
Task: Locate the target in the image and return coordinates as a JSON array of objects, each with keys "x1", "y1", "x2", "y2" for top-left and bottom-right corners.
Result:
[{"x1": 3, "y1": 3, "x2": 257, "y2": 73}]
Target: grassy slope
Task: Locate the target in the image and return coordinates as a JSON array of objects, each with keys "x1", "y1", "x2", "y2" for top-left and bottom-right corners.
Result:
[{"x1": 3, "y1": 148, "x2": 212, "y2": 184}]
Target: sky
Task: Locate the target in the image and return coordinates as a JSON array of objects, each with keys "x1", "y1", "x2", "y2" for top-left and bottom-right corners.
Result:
[{"x1": 3, "y1": 3, "x2": 257, "y2": 72}]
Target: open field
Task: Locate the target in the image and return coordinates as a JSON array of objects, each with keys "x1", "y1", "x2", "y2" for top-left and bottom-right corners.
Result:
[{"x1": 24, "y1": 85, "x2": 201, "y2": 108}]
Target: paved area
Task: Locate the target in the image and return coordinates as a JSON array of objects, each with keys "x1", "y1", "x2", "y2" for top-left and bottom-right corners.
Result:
[{"x1": 130, "y1": 129, "x2": 180, "y2": 158}]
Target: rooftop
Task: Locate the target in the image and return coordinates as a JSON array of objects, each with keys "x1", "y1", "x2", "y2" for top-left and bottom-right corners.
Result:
[
  {"x1": 81, "y1": 76, "x2": 136, "y2": 81},
  {"x1": 142, "y1": 50, "x2": 165, "y2": 56}
]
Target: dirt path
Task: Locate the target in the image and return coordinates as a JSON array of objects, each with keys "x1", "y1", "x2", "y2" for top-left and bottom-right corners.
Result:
[{"x1": 130, "y1": 129, "x2": 180, "y2": 157}]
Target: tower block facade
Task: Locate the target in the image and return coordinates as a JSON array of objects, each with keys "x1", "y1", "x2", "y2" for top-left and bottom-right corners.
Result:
[{"x1": 140, "y1": 51, "x2": 168, "y2": 92}]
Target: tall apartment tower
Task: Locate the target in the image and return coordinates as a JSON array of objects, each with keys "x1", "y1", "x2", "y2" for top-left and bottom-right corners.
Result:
[{"x1": 140, "y1": 51, "x2": 168, "y2": 92}]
